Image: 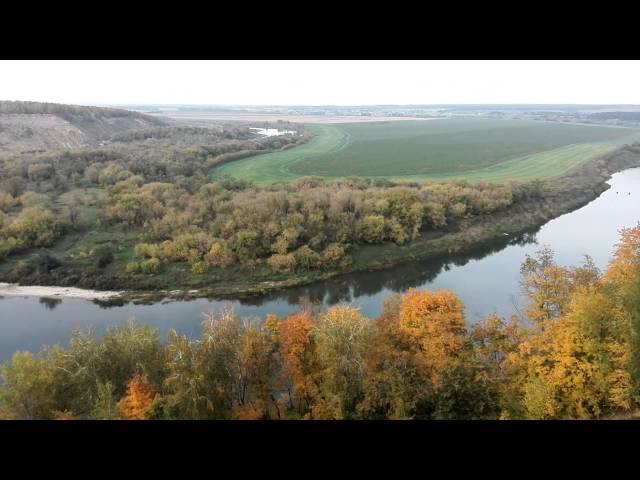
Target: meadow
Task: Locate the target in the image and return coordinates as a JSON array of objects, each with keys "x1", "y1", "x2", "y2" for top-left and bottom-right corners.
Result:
[{"x1": 211, "y1": 119, "x2": 640, "y2": 184}]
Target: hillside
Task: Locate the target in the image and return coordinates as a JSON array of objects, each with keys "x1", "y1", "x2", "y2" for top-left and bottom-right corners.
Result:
[{"x1": 0, "y1": 101, "x2": 165, "y2": 154}]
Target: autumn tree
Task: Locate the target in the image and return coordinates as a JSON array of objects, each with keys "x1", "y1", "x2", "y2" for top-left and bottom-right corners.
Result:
[
  {"x1": 314, "y1": 306, "x2": 375, "y2": 419},
  {"x1": 360, "y1": 295, "x2": 428, "y2": 419},
  {"x1": 505, "y1": 284, "x2": 636, "y2": 419},
  {"x1": 467, "y1": 314, "x2": 526, "y2": 417},
  {"x1": 0, "y1": 351, "x2": 58, "y2": 419},
  {"x1": 91, "y1": 382, "x2": 120, "y2": 419},
  {"x1": 163, "y1": 330, "x2": 214, "y2": 419},
  {"x1": 519, "y1": 247, "x2": 572, "y2": 323},
  {"x1": 605, "y1": 224, "x2": 640, "y2": 284},
  {"x1": 278, "y1": 312, "x2": 319, "y2": 416},
  {"x1": 233, "y1": 319, "x2": 282, "y2": 419},
  {"x1": 359, "y1": 215, "x2": 386, "y2": 243},
  {"x1": 603, "y1": 224, "x2": 640, "y2": 402},
  {"x1": 398, "y1": 288, "x2": 466, "y2": 384},
  {"x1": 117, "y1": 374, "x2": 158, "y2": 420}
]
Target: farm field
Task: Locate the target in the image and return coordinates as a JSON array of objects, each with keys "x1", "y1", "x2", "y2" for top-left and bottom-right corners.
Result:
[{"x1": 211, "y1": 119, "x2": 640, "y2": 184}]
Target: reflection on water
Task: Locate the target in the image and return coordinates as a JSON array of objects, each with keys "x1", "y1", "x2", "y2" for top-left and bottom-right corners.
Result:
[
  {"x1": 38, "y1": 297, "x2": 63, "y2": 310},
  {"x1": 248, "y1": 229, "x2": 539, "y2": 308},
  {"x1": 0, "y1": 168, "x2": 639, "y2": 362}
]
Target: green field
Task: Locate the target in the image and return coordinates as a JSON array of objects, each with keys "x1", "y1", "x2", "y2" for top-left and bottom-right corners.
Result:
[{"x1": 211, "y1": 119, "x2": 640, "y2": 184}]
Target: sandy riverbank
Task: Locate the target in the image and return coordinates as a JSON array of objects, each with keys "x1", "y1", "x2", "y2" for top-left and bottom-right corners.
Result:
[{"x1": 0, "y1": 283, "x2": 121, "y2": 300}]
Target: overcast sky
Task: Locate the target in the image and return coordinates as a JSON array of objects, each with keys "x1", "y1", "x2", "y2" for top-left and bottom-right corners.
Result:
[{"x1": 2, "y1": 60, "x2": 640, "y2": 106}]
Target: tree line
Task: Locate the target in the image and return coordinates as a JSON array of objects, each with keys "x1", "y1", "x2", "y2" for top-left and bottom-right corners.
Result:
[
  {"x1": 117, "y1": 176, "x2": 519, "y2": 275},
  {"x1": 1, "y1": 224, "x2": 638, "y2": 420},
  {"x1": 0, "y1": 100, "x2": 165, "y2": 123}
]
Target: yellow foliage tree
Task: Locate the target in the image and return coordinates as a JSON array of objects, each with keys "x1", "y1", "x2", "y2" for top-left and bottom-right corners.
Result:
[
  {"x1": 507, "y1": 286, "x2": 635, "y2": 419},
  {"x1": 605, "y1": 224, "x2": 640, "y2": 283},
  {"x1": 519, "y1": 247, "x2": 572, "y2": 324},
  {"x1": 314, "y1": 306, "x2": 374, "y2": 419},
  {"x1": 398, "y1": 288, "x2": 466, "y2": 383}
]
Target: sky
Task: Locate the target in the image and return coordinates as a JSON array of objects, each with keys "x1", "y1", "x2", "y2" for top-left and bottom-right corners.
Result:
[{"x1": 1, "y1": 60, "x2": 640, "y2": 106}]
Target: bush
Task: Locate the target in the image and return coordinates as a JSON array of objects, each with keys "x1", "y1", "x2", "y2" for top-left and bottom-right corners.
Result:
[
  {"x1": 322, "y1": 243, "x2": 350, "y2": 269},
  {"x1": 12, "y1": 260, "x2": 35, "y2": 277},
  {"x1": 125, "y1": 262, "x2": 141, "y2": 274},
  {"x1": 205, "y1": 242, "x2": 235, "y2": 268},
  {"x1": 232, "y1": 231, "x2": 264, "y2": 264},
  {"x1": 359, "y1": 215, "x2": 386, "y2": 243},
  {"x1": 293, "y1": 245, "x2": 321, "y2": 270},
  {"x1": 0, "y1": 237, "x2": 24, "y2": 259},
  {"x1": 135, "y1": 243, "x2": 158, "y2": 259},
  {"x1": 94, "y1": 245, "x2": 115, "y2": 268},
  {"x1": 0, "y1": 192, "x2": 15, "y2": 213},
  {"x1": 31, "y1": 252, "x2": 61, "y2": 274},
  {"x1": 386, "y1": 220, "x2": 408, "y2": 245},
  {"x1": 4, "y1": 207, "x2": 64, "y2": 249},
  {"x1": 191, "y1": 260, "x2": 209, "y2": 274},
  {"x1": 267, "y1": 253, "x2": 296, "y2": 273},
  {"x1": 140, "y1": 258, "x2": 161, "y2": 274}
]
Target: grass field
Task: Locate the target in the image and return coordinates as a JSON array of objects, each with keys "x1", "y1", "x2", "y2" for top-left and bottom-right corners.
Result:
[{"x1": 211, "y1": 119, "x2": 640, "y2": 184}]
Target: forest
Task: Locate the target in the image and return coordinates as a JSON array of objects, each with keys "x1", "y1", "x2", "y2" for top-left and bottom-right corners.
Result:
[
  {"x1": 0, "y1": 115, "x2": 541, "y2": 290},
  {"x1": 1, "y1": 224, "x2": 638, "y2": 420}
]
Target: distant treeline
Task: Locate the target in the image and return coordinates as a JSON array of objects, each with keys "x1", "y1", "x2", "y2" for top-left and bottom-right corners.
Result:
[
  {"x1": 0, "y1": 100, "x2": 165, "y2": 124},
  {"x1": 588, "y1": 111, "x2": 640, "y2": 122}
]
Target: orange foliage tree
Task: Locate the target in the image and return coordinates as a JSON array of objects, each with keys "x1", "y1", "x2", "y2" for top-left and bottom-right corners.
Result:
[
  {"x1": 117, "y1": 374, "x2": 158, "y2": 420},
  {"x1": 278, "y1": 312, "x2": 318, "y2": 416},
  {"x1": 235, "y1": 321, "x2": 282, "y2": 420},
  {"x1": 359, "y1": 294, "x2": 428, "y2": 419}
]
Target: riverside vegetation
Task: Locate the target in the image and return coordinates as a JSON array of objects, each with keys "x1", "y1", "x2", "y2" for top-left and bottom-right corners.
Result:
[
  {"x1": 2, "y1": 102, "x2": 640, "y2": 298},
  {"x1": 0, "y1": 158, "x2": 541, "y2": 293},
  {"x1": 1, "y1": 224, "x2": 639, "y2": 420}
]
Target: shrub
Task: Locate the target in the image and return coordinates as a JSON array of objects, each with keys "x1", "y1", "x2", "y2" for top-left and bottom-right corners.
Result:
[
  {"x1": 205, "y1": 242, "x2": 235, "y2": 268},
  {"x1": 191, "y1": 260, "x2": 209, "y2": 274},
  {"x1": 267, "y1": 253, "x2": 296, "y2": 273},
  {"x1": 135, "y1": 243, "x2": 159, "y2": 259},
  {"x1": 386, "y1": 220, "x2": 408, "y2": 245},
  {"x1": 0, "y1": 192, "x2": 15, "y2": 212},
  {"x1": 4, "y1": 207, "x2": 64, "y2": 248},
  {"x1": 31, "y1": 252, "x2": 61, "y2": 274},
  {"x1": 359, "y1": 215, "x2": 386, "y2": 243},
  {"x1": 232, "y1": 231, "x2": 264, "y2": 264},
  {"x1": 94, "y1": 245, "x2": 115, "y2": 268},
  {"x1": 140, "y1": 258, "x2": 161, "y2": 274},
  {"x1": 125, "y1": 262, "x2": 141, "y2": 274},
  {"x1": 293, "y1": 245, "x2": 321, "y2": 270},
  {"x1": 0, "y1": 237, "x2": 24, "y2": 259},
  {"x1": 12, "y1": 259, "x2": 34, "y2": 277},
  {"x1": 322, "y1": 243, "x2": 350, "y2": 269}
]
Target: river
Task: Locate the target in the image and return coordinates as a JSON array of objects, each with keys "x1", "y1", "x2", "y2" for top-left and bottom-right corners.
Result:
[{"x1": 0, "y1": 168, "x2": 639, "y2": 362}]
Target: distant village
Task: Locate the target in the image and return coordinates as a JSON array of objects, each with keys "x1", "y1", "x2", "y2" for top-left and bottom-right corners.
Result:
[{"x1": 123, "y1": 104, "x2": 640, "y2": 128}]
